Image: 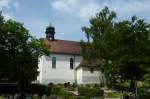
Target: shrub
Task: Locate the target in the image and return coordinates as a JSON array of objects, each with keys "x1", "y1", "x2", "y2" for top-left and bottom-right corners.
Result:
[
  {"x1": 113, "y1": 84, "x2": 130, "y2": 92},
  {"x1": 138, "y1": 93, "x2": 150, "y2": 99},
  {"x1": 72, "y1": 82, "x2": 78, "y2": 88},
  {"x1": 85, "y1": 84, "x2": 90, "y2": 88},
  {"x1": 73, "y1": 96, "x2": 88, "y2": 99},
  {"x1": 64, "y1": 83, "x2": 68, "y2": 88},
  {"x1": 25, "y1": 84, "x2": 51, "y2": 96},
  {"x1": 78, "y1": 87, "x2": 103, "y2": 97},
  {"x1": 0, "y1": 83, "x2": 52, "y2": 96},
  {"x1": 51, "y1": 86, "x2": 61, "y2": 95},
  {"x1": 105, "y1": 92, "x2": 122, "y2": 98},
  {"x1": 48, "y1": 82, "x2": 53, "y2": 87},
  {"x1": 0, "y1": 83, "x2": 18, "y2": 94},
  {"x1": 138, "y1": 87, "x2": 150, "y2": 99},
  {"x1": 94, "y1": 84, "x2": 100, "y2": 88},
  {"x1": 57, "y1": 89, "x2": 73, "y2": 99}
]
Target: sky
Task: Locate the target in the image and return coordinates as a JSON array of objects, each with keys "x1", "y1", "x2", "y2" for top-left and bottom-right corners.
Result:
[{"x1": 0, "y1": 0, "x2": 150, "y2": 41}]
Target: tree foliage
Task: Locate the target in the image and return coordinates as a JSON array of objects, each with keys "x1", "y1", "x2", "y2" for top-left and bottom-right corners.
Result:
[
  {"x1": 81, "y1": 7, "x2": 150, "y2": 92},
  {"x1": 0, "y1": 14, "x2": 49, "y2": 89},
  {"x1": 82, "y1": 7, "x2": 116, "y2": 60},
  {"x1": 112, "y1": 16, "x2": 150, "y2": 81}
]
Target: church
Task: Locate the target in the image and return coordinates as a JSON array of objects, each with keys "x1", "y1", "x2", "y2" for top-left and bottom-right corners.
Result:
[{"x1": 37, "y1": 25, "x2": 105, "y2": 85}]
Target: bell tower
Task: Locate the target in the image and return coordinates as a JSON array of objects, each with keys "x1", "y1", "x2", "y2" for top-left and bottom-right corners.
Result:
[{"x1": 45, "y1": 23, "x2": 55, "y2": 40}]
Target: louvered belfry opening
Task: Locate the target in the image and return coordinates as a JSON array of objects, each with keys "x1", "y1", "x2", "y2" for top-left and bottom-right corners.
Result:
[{"x1": 45, "y1": 24, "x2": 55, "y2": 40}]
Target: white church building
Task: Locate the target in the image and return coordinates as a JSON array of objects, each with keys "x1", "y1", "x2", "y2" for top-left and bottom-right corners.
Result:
[{"x1": 37, "y1": 25, "x2": 105, "y2": 85}]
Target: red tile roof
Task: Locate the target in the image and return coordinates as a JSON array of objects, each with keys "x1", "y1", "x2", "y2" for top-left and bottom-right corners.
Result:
[{"x1": 42, "y1": 38, "x2": 81, "y2": 55}]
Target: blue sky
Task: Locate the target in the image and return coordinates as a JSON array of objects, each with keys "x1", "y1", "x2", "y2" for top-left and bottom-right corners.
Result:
[{"x1": 1, "y1": 0, "x2": 150, "y2": 41}]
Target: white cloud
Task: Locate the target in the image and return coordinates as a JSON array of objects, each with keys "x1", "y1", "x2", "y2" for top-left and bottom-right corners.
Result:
[
  {"x1": 0, "y1": 0, "x2": 18, "y2": 20},
  {"x1": 0, "y1": 0, "x2": 12, "y2": 9},
  {"x1": 79, "y1": 3, "x2": 100, "y2": 18},
  {"x1": 52, "y1": 0, "x2": 74, "y2": 13},
  {"x1": 51, "y1": 0, "x2": 100, "y2": 18},
  {"x1": 2, "y1": 12, "x2": 13, "y2": 20},
  {"x1": 51, "y1": 0, "x2": 150, "y2": 21},
  {"x1": 105, "y1": 0, "x2": 150, "y2": 15}
]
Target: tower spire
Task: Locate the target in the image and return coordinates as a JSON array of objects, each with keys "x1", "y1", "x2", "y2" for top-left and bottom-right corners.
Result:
[{"x1": 45, "y1": 23, "x2": 55, "y2": 40}]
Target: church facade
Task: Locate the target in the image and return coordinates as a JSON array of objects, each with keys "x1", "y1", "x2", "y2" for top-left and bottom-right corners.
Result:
[{"x1": 37, "y1": 25, "x2": 105, "y2": 85}]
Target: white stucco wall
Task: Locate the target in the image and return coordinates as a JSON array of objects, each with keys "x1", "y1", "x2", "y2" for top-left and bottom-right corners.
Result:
[
  {"x1": 37, "y1": 53, "x2": 104, "y2": 85},
  {"x1": 74, "y1": 56, "x2": 82, "y2": 68},
  {"x1": 76, "y1": 67, "x2": 83, "y2": 84},
  {"x1": 82, "y1": 67, "x2": 102, "y2": 84},
  {"x1": 76, "y1": 67, "x2": 103, "y2": 85},
  {"x1": 37, "y1": 53, "x2": 82, "y2": 85}
]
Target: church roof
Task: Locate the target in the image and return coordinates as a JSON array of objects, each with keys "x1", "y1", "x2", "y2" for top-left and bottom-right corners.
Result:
[
  {"x1": 42, "y1": 38, "x2": 81, "y2": 55},
  {"x1": 76, "y1": 59, "x2": 103, "y2": 69}
]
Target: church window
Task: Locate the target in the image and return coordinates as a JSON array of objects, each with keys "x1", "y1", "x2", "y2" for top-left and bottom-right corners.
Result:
[
  {"x1": 90, "y1": 68, "x2": 94, "y2": 73},
  {"x1": 52, "y1": 57, "x2": 56, "y2": 69},
  {"x1": 70, "y1": 58, "x2": 74, "y2": 69}
]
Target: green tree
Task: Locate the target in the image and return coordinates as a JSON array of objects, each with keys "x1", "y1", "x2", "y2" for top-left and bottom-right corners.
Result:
[
  {"x1": 80, "y1": 40, "x2": 94, "y2": 60},
  {"x1": 82, "y1": 7, "x2": 150, "y2": 96},
  {"x1": 81, "y1": 7, "x2": 117, "y2": 88},
  {"x1": 112, "y1": 16, "x2": 150, "y2": 95},
  {"x1": 0, "y1": 14, "x2": 49, "y2": 96}
]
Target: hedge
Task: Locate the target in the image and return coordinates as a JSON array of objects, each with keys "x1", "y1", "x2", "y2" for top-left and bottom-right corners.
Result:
[
  {"x1": 0, "y1": 83, "x2": 52, "y2": 96},
  {"x1": 25, "y1": 84, "x2": 51, "y2": 96},
  {"x1": 78, "y1": 87, "x2": 103, "y2": 97}
]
